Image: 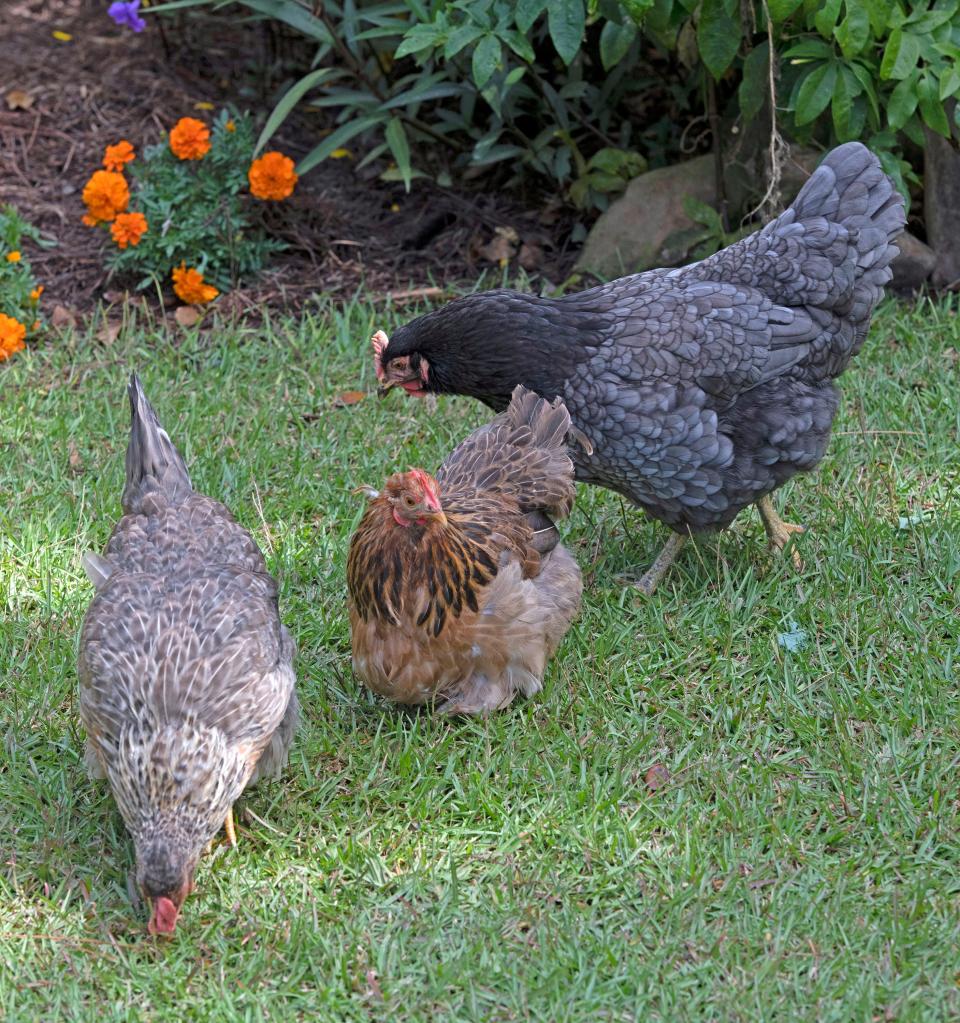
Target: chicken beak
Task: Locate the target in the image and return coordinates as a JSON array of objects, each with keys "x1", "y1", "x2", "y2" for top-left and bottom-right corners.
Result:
[
  {"x1": 433, "y1": 510, "x2": 447, "y2": 527},
  {"x1": 376, "y1": 379, "x2": 399, "y2": 398}
]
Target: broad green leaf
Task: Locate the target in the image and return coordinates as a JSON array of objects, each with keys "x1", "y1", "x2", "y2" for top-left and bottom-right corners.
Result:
[
  {"x1": 918, "y1": 72, "x2": 951, "y2": 137},
  {"x1": 766, "y1": 0, "x2": 804, "y2": 21},
  {"x1": 862, "y1": 0, "x2": 888, "y2": 35},
  {"x1": 620, "y1": 0, "x2": 655, "y2": 24},
  {"x1": 831, "y1": 66, "x2": 854, "y2": 139},
  {"x1": 235, "y1": 0, "x2": 332, "y2": 43},
  {"x1": 886, "y1": 72, "x2": 920, "y2": 130},
  {"x1": 849, "y1": 59, "x2": 881, "y2": 122},
  {"x1": 384, "y1": 117, "x2": 413, "y2": 190},
  {"x1": 516, "y1": 0, "x2": 548, "y2": 33},
  {"x1": 782, "y1": 39, "x2": 834, "y2": 60},
  {"x1": 739, "y1": 41, "x2": 769, "y2": 121},
  {"x1": 697, "y1": 0, "x2": 741, "y2": 80},
  {"x1": 255, "y1": 68, "x2": 338, "y2": 155},
  {"x1": 443, "y1": 23, "x2": 484, "y2": 59},
  {"x1": 835, "y1": 4, "x2": 870, "y2": 58},
  {"x1": 394, "y1": 23, "x2": 443, "y2": 59},
  {"x1": 880, "y1": 29, "x2": 921, "y2": 80},
  {"x1": 794, "y1": 61, "x2": 838, "y2": 125},
  {"x1": 939, "y1": 65, "x2": 960, "y2": 101},
  {"x1": 547, "y1": 0, "x2": 586, "y2": 65},
  {"x1": 600, "y1": 19, "x2": 637, "y2": 70},
  {"x1": 814, "y1": 0, "x2": 842, "y2": 39},
  {"x1": 471, "y1": 34, "x2": 502, "y2": 88},
  {"x1": 500, "y1": 29, "x2": 536, "y2": 62},
  {"x1": 683, "y1": 195, "x2": 723, "y2": 233},
  {"x1": 297, "y1": 115, "x2": 382, "y2": 175}
]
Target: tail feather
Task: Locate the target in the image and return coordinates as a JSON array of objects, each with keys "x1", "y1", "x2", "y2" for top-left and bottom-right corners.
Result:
[
  {"x1": 122, "y1": 373, "x2": 192, "y2": 514},
  {"x1": 436, "y1": 385, "x2": 577, "y2": 521},
  {"x1": 789, "y1": 142, "x2": 906, "y2": 323}
]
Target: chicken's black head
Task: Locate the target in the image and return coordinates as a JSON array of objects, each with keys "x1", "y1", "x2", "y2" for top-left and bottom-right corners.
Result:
[{"x1": 371, "y1": 290, "x2": 579, "y2": 412}]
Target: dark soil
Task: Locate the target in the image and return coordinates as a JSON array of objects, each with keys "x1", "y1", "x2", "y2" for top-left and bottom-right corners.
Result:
[{"x1": 1, "y1": 0, "x2": 583, "y2": 321}]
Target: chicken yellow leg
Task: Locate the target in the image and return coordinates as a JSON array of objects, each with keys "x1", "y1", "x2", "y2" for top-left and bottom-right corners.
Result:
[
  {"x1": 224, "y1": 806, "x2": 238, "y2": 849},
  {"x1": 622, "y1": 532, "x2": 687, "y2": 596},
  {"x1": 757, "y1": 494, "x2": 805, "y2": 570}
]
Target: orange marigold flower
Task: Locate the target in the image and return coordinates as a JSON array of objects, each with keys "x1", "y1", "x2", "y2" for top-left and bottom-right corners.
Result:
[
  {"x1": 248, "y1": 151, "x2": 298, "y2": 201},
  {"x1": 172, "y1": 263, "x2": 218, "y2": 304},
  {"x1": 103, "y1": 140, "x2": 135, "y2": 172},
  {"x1": 0, "y1": 313, "x2": 26, "y2": 360},
  {"x1": 111, "y1": 212, "x2": 148, "y2": 249},
  {"x1": 82, "y1": 170, "x2": 130, "y2": 224},
  {"x1": 30, "y1": 285, "x2": 44, "y2": 301},
  {"x1": 6, "y1": 251, "x2": 21, "y2": 263},
  {"x1": 32, "y1": 320, "x2": 41, "y2": 331},
  {"x1": 169, "y1": 117, "x2": 211, "y2": 160}
]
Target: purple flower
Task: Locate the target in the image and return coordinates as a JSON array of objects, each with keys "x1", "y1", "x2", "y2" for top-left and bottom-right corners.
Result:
[{"x1": 108, "y1": 0, "x2": 146, "y2": 33}]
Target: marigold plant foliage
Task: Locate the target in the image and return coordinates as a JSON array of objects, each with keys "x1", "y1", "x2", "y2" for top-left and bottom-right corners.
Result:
[
  {"x1": 81, "y1": 110, "x2": 297, "y2": 298},
  {"x1": 0, "y1": 205, "x2": 48, "y2": 360}
]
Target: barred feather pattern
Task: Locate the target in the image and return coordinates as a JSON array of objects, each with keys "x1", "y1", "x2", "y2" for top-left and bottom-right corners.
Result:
[{"x1": 78, "y1": 375, "x2": 298, "y2": 907}]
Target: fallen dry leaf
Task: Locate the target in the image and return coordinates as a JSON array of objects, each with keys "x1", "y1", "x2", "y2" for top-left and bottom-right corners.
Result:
[
  {"x1": 645, "y1": 763, "x2": 671, "y2": 792},
  {"x1": 364, "y1": 969, "x2": 383, "y2": 1002},
  {"x1": 333, "y1": 390, "x2": 366, "y2": 408},
  {"x1": 518, "y1": 242, "x2": 543, "y2": 271},
  {"x1": 6, "y1": 89, "x2": 34, "y2": 111},
  {"x1": 68, "y1": 439, "x2": 82, "y2": 471},
  {"x1": 174, "y1": 305, "x2": 201, "y2": 327},
  {"x1": 479, "y1": 225, "x2": 520, "y2": 265},
  {"x1": 96, "y1": 322, "x2": 121, "y2": 346},
  {"x1": 51, "y1": 304, "x2": 77, "y2": 329}
]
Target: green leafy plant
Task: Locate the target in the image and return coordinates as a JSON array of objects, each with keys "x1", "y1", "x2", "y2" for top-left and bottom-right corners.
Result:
[
  {"x1": 87, "y1": 110, "x2": 288, "y2": 296},
  {"x1": 0, "y1": 205, "x2": 52, "y2": 346},
  {"x1": 147, "y1": 0, "x2": 669, "y2": 211}
]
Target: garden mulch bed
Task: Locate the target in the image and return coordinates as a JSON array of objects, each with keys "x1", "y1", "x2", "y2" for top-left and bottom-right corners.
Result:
[{"x1": 2, "y1": 0, "x2": 581, "y2": 323}]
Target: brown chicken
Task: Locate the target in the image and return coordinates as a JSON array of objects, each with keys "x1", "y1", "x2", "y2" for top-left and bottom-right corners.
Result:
[
  {"x1": 347, "y1": 385, "x2": 582, "y2": 714},
  {"x1": 78, "y1": 376, "x2": 298, "y2": 934}
]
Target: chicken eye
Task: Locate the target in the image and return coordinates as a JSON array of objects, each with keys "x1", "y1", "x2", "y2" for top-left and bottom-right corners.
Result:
[{"x1": 403, "y1": 495, "x2": 416, "y2": 508}]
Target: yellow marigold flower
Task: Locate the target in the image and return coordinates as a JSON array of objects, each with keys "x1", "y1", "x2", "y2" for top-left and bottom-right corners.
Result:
[
  {"x1": 0, "y1": 313, "x2": 26, "y2": 360},
  {"x1": 103, "y1": 140, "x2": 135, "y2": 172},
  {"x1": 172, "y1": 263, "x2": 218, "y2": 304},
  {"x1": 82, "y1": 170, "x2": 130, "y2": 225},
  {"x1": 169, "y1": 117, "x2": 211, "y2": 160},
  {"x1": 110, "y1": 212, "x2": 148, "y2": 249},
  {"x1": 248, "y1": 151, "x2": 298, "y2": 201},
  {"x1": 225, "y1": 119, "x2": 236, "y2": 133},
  {"x1": 30, "y1": 285, "x2": 44, "y2": 301},
  {"x1": 6, "y1": 251, "x2": 21, "y2": 263}
]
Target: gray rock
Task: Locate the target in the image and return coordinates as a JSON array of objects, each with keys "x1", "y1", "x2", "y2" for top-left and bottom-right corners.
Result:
[
  {"x1": 575, "y1": 147, "x2": 820, "y2": 281},
  {"x1": 576, "y1": 156, "x2": 751, "y2": 279},
  {"x1": 890, "y1": 231, "x2": 937, "y2": 291}
]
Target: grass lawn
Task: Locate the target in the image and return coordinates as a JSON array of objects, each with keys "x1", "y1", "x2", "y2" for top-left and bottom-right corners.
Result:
[{"x1": 0, "y1": 295, "x2": 958, "y2": 1021}]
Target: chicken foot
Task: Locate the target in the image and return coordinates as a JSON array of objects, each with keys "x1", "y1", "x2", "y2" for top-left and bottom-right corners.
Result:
[
  {"x1": 620, "y1": 532, "x2": 687, "y2": 596},
  {"x1": 756, "y1": 494, "x2": 805, "y2": 570},
  {"x1": 224, "y1": 806, "x2": 238, "y2": 849}
]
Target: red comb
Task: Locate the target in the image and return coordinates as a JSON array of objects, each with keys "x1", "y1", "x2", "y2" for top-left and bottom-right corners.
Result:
[{"x1": 407, "y1": 468, "x2": 442, "y2": 511}]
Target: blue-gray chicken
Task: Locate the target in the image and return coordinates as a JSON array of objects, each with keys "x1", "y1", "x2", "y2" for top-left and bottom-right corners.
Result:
[{"x1": 372, "y1": 143, "x2": 906, "y2": 592}]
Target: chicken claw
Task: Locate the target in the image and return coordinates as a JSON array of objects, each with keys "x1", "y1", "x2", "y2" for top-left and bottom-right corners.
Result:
[
  {"x1": 620, "y1": 533, "x2": 687, "y2": 596},
  {"x1": 757, "y1": 494, "x2": 805, "y2": 570},
  {"x1": 224, "y1": 807, "x2": 238, "y2": 849}
]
